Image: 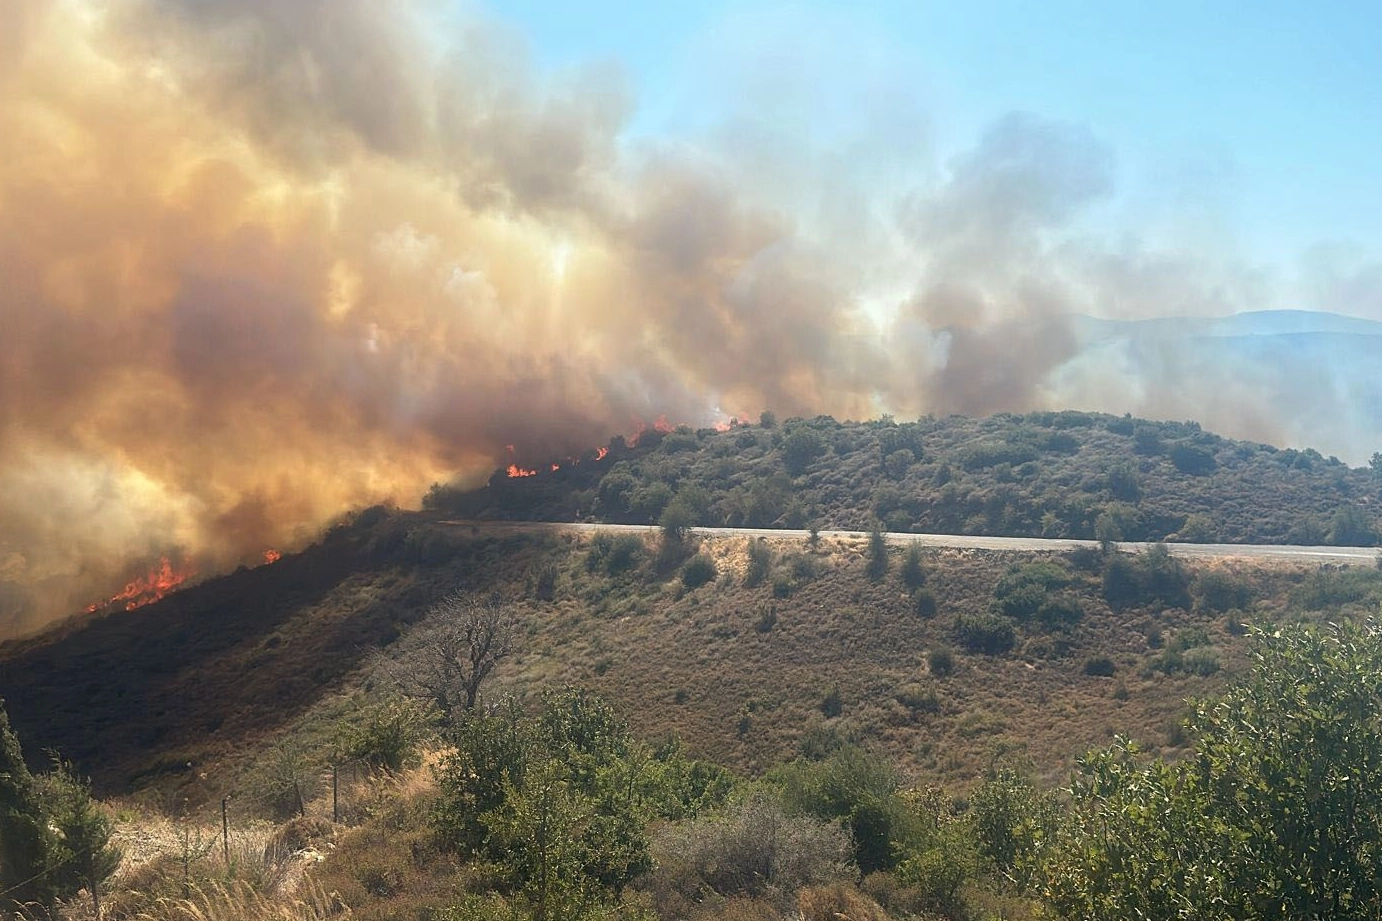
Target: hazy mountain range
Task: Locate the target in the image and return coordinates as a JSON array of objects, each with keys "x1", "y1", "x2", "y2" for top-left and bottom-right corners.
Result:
[{"x1": 1048, "y1": 310, "x2": 1382, "y2": 465}]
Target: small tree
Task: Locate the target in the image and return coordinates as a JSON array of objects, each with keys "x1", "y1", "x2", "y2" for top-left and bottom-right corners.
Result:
[
  {"x1": 402, "y1": 592, "x2": 522, "y2": 722},
  {"x1": 1047, "y1": 621, "x2": 1382, "y2": 920},
  {"x1": 900, "y1": 543, "x2": 926, "y2": 589},
  {"x1": 0, "y1": 701, "x2": 62, "y2": 915},
  {"x1": 44, "y1": 760, "x2": 122, "y2": 918},
  {"x1": 0, "y1": 703, "x2": 119, "y2": 918},
  {"x1": 866, "y1": 523, "x2": 889, "y2": 581}
]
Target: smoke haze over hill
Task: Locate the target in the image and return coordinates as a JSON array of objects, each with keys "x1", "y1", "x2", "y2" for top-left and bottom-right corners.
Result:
[{"x1": 0, "y1": 0, "x2": 1378, "y2": 635}]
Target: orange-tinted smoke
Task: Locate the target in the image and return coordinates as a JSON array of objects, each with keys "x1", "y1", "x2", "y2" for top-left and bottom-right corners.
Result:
[{"x1": 0, "y1": 0, "x2": 1307, "y2": 637}]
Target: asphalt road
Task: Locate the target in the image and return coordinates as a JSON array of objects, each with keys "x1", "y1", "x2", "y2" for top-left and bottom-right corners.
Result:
[{"x1": 440, "y1": 520, "x2": 1381, "y2": 566}]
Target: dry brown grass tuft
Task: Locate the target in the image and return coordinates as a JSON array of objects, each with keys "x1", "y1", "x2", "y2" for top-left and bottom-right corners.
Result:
[
  {"x1": 119, "y1": 880, "x2": 347, "y2": 921},
  {"x1": 796, "y1": 882, "x2": 890, "y2": 921}
]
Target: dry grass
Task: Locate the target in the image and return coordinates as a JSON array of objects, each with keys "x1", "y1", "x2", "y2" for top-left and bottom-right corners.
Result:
[{"x1": 115, "y1": 880, "x2": 346, "y2": 921}]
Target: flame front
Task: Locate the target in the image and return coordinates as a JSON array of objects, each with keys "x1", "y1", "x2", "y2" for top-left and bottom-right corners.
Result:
[
  {"x1": 507, "y1": 464, "x2": 538, "y2": 478},
  {"x1": 84, "y1": 557, "x2": 194, "y2": 613},
  {"x1": 262, "y1": 549, "x2": 282, "y2": 564}
]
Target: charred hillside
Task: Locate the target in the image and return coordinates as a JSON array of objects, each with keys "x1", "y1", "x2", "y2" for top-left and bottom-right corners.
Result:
[{"x1": 434, "y1": 411, "x2": 1382, "y2": 546}]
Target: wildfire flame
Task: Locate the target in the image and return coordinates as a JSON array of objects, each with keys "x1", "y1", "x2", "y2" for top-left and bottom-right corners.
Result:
[
  {"x1": 595, "y1": 447, "x2": 609, "y2": 460},
  {"x1": 507, "y1": 464, "x2": 538, "y2": 478},
  {"x1": 263, "y1": 549, "x2": 282, "y2": 564},
  {"x1": 84, "y1": 556, "x2": 194, "y2": 613}
]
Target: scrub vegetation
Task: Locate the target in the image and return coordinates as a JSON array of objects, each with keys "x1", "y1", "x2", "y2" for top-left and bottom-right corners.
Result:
[{"x1": 4, "y1": 411, "x2": 1382, "y2": 919}]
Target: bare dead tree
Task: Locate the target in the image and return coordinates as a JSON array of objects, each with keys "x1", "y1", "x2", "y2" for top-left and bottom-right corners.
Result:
[{"x1": 397, "y1": 591, "x2": 521, "y2": 723}]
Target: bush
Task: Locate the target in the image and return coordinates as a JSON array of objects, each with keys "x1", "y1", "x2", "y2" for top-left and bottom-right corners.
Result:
[
  {"x1": 587, "y1": 533, "x2": 644, "y2": 575},
  {"x1": 820, "y1": 687, "x2": 843, "y2": 718},
  {"x1": 1171, "y1": 443, "x2": 1217, "y2": 475},
  {"x1": 928, "y1": 647, "x2": 955, "y2": 677},
  {"x1": 900, "y1": 544, "x2": 926, "y2": 589},
  {"x1": 335, "y1": 697, "x2": 431, "y2": 774},
  {"x1": 774, "y1": 746, "x2": 908, "y2": 875},
  {"x1": 1193, "y1": 570, "x2": 1255, "y2": 613},
  {"x1": 682, "y1": 554, "x2": 718, "y2": 589},
  {"x1": 866, "y1": 524, "x2": 888, "y2": 580},
  {"x1": 1083, "y1": 656, "x2": 1116, "y2": 677},
  {"x1": 895, "y1": 684, "x2": 940, "y2": 716},
  {"x1": 912, "y1": 589, "x2": 938, "y2": 619},
  {"x1": 968, "y1": 768, "x2": 1060, "y2": 891},
  {"x1": 1048, "y1": 622, "x2": 1382, "y2": 920},
  {"x1": 955, "y1": 613, "x2": 1016, "y2": 655},
  {"x1": 797, "y1": 883, "x2": 889, "y2": 921},
  {"x1": 645, "y1": 793, "x2": 851, "y2": 904},
  {"x1": 782, "y1": 428, "x2": 827, "y2": 476},
  {"x1": 744, "y1": 540, "x2": 773, "y2": 587}
]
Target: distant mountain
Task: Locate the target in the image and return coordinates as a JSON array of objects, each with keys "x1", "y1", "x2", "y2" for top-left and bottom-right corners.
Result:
[
  {"x1": 1048, "y1": 311, "x2": 1382, "y2": 465},
  {"x1": 1072, "y1": 309, "x2": 1382, "y2": 341}
]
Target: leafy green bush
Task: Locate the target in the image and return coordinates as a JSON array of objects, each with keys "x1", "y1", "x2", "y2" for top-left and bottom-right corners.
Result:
[
  {"x1": 335, "y1": 696, "x2": 431, "y2": 774},
  {"x1": 968, "y1": 768, "x2": 1060, "y2": 891},
  {"x1": 435, "y1": 690, "x2": 733, "y2": 919},
  {"x1": 1047, "y1": 622, "x2": 1382, "y2": 921},
  {"x1": 955, "y1": 613, "x2": 1016, "y2": 655},
  {"x1": 586, "y1": 533, "x2": 644, "y2": 575}
]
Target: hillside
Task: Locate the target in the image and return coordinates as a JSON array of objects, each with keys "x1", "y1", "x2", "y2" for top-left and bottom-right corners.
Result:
[
  {"x1": 435, "y1": 410, "x2": 1382, "y2": 545},
  {"x1": 6, "y1": 425, "x2": 1382, "y2": 919},
  {"x1": 2, "y1": 503, "x2": 1372, "y2": 807}
]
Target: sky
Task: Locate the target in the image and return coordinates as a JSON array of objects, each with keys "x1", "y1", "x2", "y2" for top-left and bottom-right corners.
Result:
[{"x1": 494, "y1": 0, "x2": 1382, "y2": 288}]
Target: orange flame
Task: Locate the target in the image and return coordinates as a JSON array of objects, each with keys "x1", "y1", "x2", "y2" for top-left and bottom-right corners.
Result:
[
  {"x1": 507, "y1": 464, "x2": 538, "y2": 478},
  {"x1": 262, "y1": 549, "x2": 282, "y2": 564},
  {"x1": 84, "y1": 556, "x2": 194, "y2": 613},
  {"x1": 595, "y1": 446, "x2": 609, "y2": 460},
  {"x1": 550, "y1": 463, "x2": 561, "y2": 472}
]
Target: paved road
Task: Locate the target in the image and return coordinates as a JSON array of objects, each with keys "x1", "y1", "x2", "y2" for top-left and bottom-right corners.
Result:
[{"x1": 439, "y1": 519, "x2": 1381, "y2": 566}]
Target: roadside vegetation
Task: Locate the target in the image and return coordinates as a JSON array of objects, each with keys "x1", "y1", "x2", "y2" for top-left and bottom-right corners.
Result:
[{"x1": 430, "y1": 411, "x2": 1382, "y2": 546}]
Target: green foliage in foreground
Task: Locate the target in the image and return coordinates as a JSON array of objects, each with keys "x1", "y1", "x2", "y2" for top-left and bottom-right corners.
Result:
[
  {"x1": 1047, "y1": 621, "x2": 1382, "y2": 920},
  {"x1": 0, "y1": 700, "x2": 120, "y2": 918},
  {"x1": 434, "y1": 688, "x2": 733, "y2": 920}
]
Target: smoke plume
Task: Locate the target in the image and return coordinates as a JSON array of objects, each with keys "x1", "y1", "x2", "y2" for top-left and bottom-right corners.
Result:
[{"x1": 0, "y1": 0, "x2": 1365, "y2": 635}]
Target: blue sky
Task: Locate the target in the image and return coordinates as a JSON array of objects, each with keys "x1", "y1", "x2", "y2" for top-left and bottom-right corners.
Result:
[{"x1": 485, "y1": 0, "x2": 1381, "y2": 306}]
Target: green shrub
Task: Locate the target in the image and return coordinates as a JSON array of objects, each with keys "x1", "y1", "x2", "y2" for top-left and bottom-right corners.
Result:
[
  {"x1": 682, "y1": 554, "x2": 718, "y2": 589},
  {"x1": 1048, "y1": 623, "x2": 1382, "y2": 920},
  {"x1": 912, "y1": 589, "x2": 938, "y2": 619},
  {"x1": 955, "y1": 613, "x2": 1016, "y2": 655},
  {"x1": 900, "y1": 544, "x2": 927, "y2": 589},
  {"x1": 1194, "y1": 570, "x2": 1255, "y2": 613},
  {"x1": 1083, "y1": 656, "x2": 1116, "y2": 677},
  {"x1": 744, "y1": 539, "x2": 773, "y2": 587},
  {"x1": 820, "y1": 687, "x2": 843, "y2": 718},
  {"x1": 772, "y1": 573, "x2": 794, "y2": 598},
  {"x1": 928, "y1": 647, "x2": 955, "y2": 677}
]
